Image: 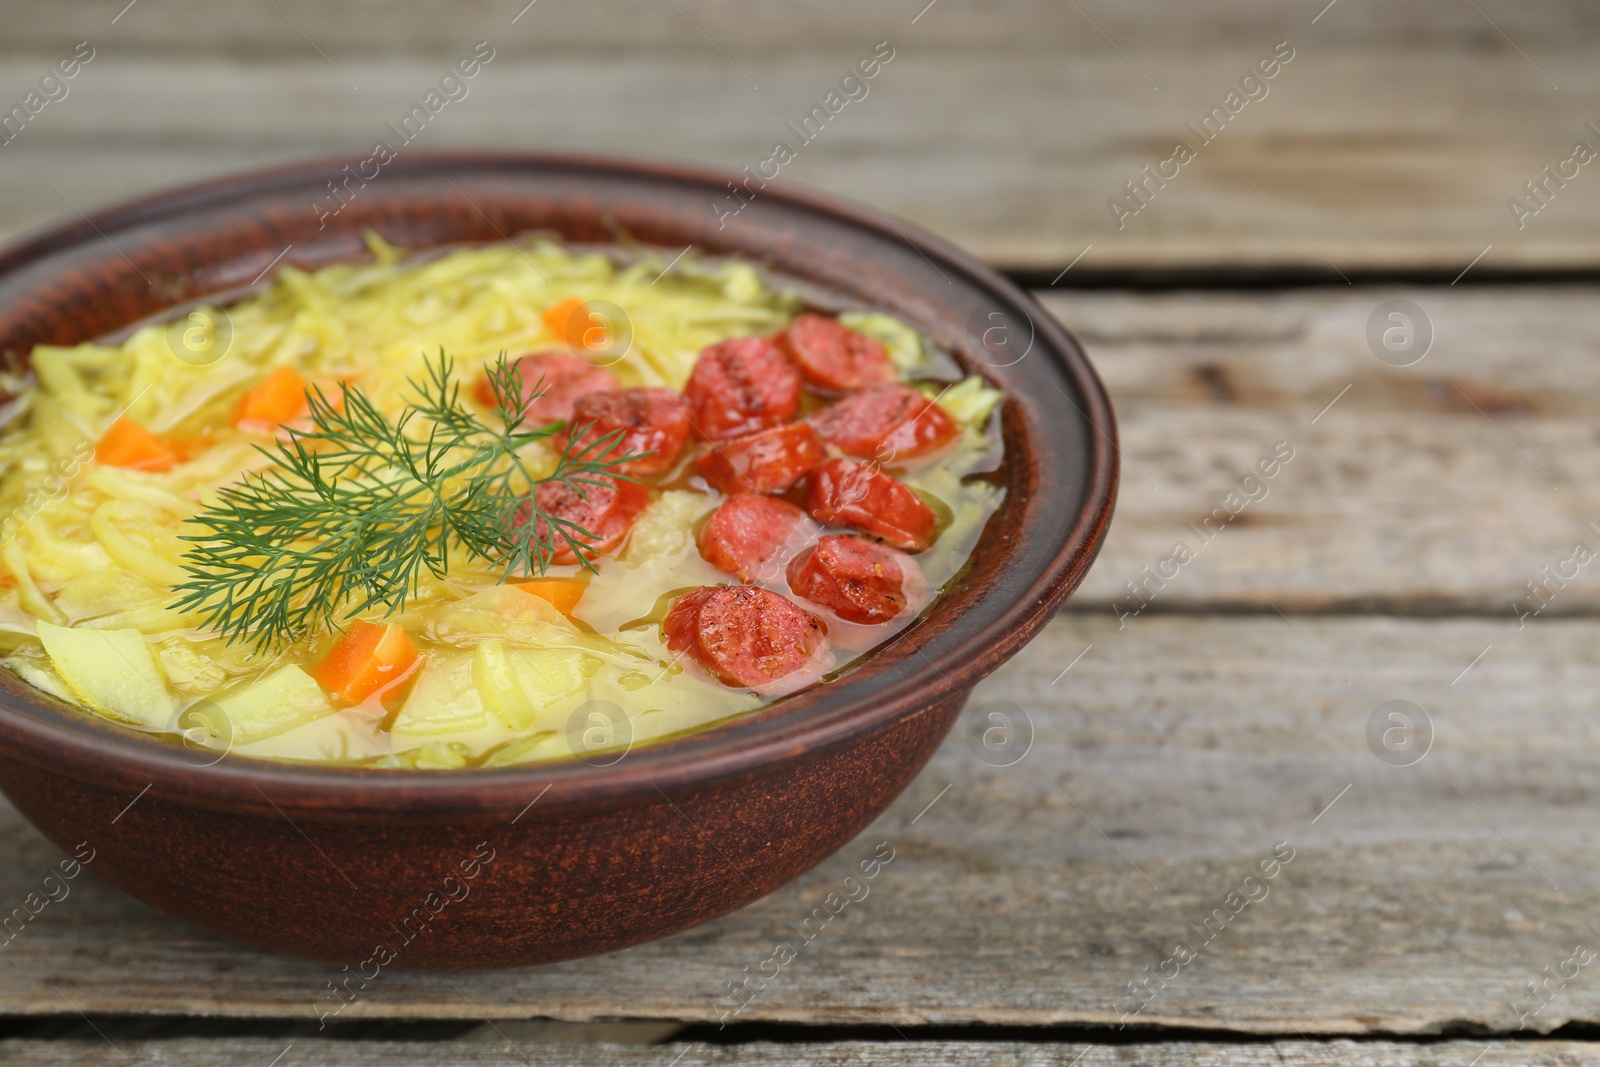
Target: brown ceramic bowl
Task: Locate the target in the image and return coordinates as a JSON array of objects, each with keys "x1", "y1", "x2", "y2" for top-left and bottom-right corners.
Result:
[{"x1": 0, "y1": 153, "x2": 1115, "y2": 968}]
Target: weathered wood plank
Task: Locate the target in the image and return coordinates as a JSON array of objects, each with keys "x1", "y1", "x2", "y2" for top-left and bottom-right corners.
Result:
[
  {"x1": 1, "y1": 614, "x2": 1597, "y2": 1034},
  {"x1": 0, "y1": 43, "x2": 1597, "y2": 270},
  {"x1": 3, "y1": 0, "x2": 1595, "y2": 54},
  {"x1": 0, "y1": 1039, "x2": 1594, "y2": 1067},
  {"x1": 1047, "y1": 286, "x2": 1599, "y2": 615}
]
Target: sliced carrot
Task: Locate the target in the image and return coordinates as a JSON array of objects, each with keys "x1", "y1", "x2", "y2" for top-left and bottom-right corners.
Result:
[
  {"x1": 542, "y1": 296, "x2": 608, "y2": 353},
  {"x1": 95, "y1": 416, "x2": 183, "y2": 471},
  {"x1": 473, "y1": 374, "x2": 500, "y2": 409},
  {"x1": 542, "y1": 296, "x2": 585, "y2": 340},
  {"x1": 512, "y1": 576, "x2": 587, "y2": 616},
  {"x1": 234, "y1": 365, "x2": 309, "y2": 431},
  {"x1": 311, "y1": 620, "x2": 420, "y2": 707}
]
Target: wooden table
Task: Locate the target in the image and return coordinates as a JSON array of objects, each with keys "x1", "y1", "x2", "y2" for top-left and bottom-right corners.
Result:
[{"x1": 4, "y1": 3, "x2": 1600, "y2": 1063}]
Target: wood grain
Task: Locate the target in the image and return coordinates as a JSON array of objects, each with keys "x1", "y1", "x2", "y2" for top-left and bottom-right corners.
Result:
[
  {"x1": 2, "y1": 613, "x2": 1598, "y2": 1035},
  {"x1": 0, "y1": 1038, "x2": 1594, "y2": 1067},
  {"x1": 0, "y1": 41, "x2": 1597, "y2": 270},
  {"x1": 1046, "y1": 285, "x2": 1600, "y2": 616},
  {"x1": 5, "y1": 0, "x2": 1599, "y2": 54}
]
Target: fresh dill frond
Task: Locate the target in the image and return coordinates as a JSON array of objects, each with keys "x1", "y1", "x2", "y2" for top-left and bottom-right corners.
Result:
[{"x1": 170, "y1": 350, "x2": 643, "y2": 652}]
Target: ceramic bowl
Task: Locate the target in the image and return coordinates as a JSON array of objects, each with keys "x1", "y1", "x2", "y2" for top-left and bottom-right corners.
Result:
[{"x1": 0, "y1": 153, "x2": 1116, "y2": 968}]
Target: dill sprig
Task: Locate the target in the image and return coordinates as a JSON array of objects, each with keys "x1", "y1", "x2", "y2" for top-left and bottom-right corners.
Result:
[{"x1": 171, "y1": 350, "x2": 642, "y2": 652}]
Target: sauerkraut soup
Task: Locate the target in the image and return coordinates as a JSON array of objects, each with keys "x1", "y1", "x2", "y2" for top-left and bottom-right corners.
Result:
[{"x1": 0, "y1": 237, "x2": 1004, "y2": 768}]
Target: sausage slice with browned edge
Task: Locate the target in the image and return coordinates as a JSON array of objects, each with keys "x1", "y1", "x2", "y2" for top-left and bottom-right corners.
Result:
[
  {"x1": 683, "y1": 336, "x2": 802, "y2": 440},
  {"x1": 564, "y1": 388, "x2": 690, "y2": 475},
  {"x1": 698, "y1": 494, "x2": 813, "y2": 584},
  {"x1": 787, "y1": 534, "x2": 926, "y2": 625},
  {"x1": 525, "y1": 474, "x2": 651, "y2": 565},
  {"x1": 777, "y1": 313, "x2": 896, "y2": 393},
  {"x1": 809, "y1": 384, "x2": 960, "y2": 462},
  {"x1": 663, "y1": 585, "x2": 833, "y2": 695},
  {"x1": 805, "y1": 457, "x2": 938, "y2": 553},
  {"x1": 475, "y1": 351, "x2": 619, "y2": 425},
  {"x1": 697, "y1": 422, "x2": 825, "y2": 495}
]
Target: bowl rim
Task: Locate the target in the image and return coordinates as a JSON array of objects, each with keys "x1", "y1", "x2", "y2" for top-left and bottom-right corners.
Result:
[{"x1": 0, "y1": 151, "x2": 1117, "y2": 817}]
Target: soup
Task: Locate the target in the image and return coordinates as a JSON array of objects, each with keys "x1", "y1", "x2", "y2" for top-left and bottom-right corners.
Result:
[{"x1": 0, "y1": 236, "x2": 1004, "y2": 768}]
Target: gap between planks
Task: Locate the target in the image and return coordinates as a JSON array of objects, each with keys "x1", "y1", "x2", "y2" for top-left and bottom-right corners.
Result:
[{"x1": 0, "y1": 1037, "x2": 1595, "y2": 1066}]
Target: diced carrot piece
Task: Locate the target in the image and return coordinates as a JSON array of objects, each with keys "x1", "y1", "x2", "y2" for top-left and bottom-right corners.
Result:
[
  {"x1": 472, "y1": 374, "x2": 500, "y2": 409},
  {"x1": 234, "y1": 366, "x2": 309, "y2": 430},
  {"x1": 543, "y1": 296, "x2": 585, "y2": 340},
  {"x1": 311, "y1": 620, "x2": 420, "y2": 707},
  {"x1": 95, "y1": 416, "x2": 183, "y2": 471},
  {"x1": 512, "y1": 577, "x2": 587, "y2": 616},
  {"x1": 542, "y1": 297, "x2": 608, "y2": 353}
]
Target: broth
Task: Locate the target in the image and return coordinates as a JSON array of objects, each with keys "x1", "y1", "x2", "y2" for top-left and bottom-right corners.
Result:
[{"x1": 0, "y1": 236, "x2": 1004, "y2": 768}]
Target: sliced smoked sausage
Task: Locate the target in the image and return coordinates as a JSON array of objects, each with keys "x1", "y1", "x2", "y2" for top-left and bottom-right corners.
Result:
[
  {"x1": 564, "y1": 388, "x2": 690, "y2": 474},
  {"x1": 476, "y1": 352, "x2": 619, "y2": 425},
  {"x1": 697, "y1": 422, "x2": 824, "y2": 495},
  {"x1": 683, "y1": 336, "x2": 802, "y2": 440},
  {"x1": 787, "y1": 534, "x2": 926, "y2": 624},
  {"x1": 809, "y1": 384, "x2": 960, "y2": 462},
  {"x1": 777, "y1": 313, "x2": 896, "y2": 392},
  {"x1": 697, "y1": 493, "x2": 812, "y2": 584},
  {"x1": 527, "y1": 475, "x2": 651, "y2": 565},
  {"x1": 662, "y1": 584, "x2": 832, "y2": 694},
  {"x1": 804, "y1": 457, "x2": 938, "y2": 553}
]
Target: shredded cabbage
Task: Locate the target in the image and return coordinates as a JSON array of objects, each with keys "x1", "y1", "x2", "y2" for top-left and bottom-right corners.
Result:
[
  {"x1": 934, "y1": 375, "x2": 1005, "y2": 428},
  {"x1": 839, "y1": 311, "x2": 925, "y2": 371},
  {"x1": 0, "y1": 238, "x2": 1003, "y2": 769}
]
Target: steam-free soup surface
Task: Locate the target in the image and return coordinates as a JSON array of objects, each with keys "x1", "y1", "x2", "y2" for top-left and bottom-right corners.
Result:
[{"x1": 0, "y1": 237, "x2": 1003, "y2": 768}]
